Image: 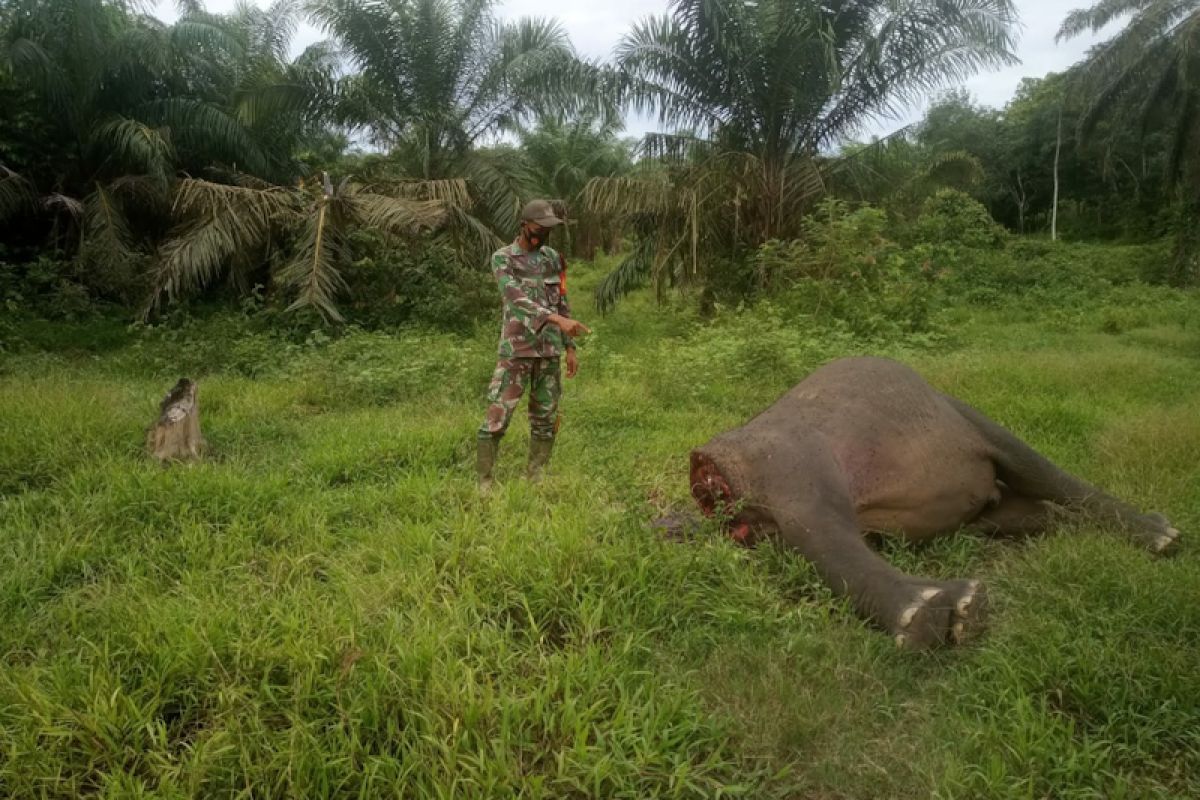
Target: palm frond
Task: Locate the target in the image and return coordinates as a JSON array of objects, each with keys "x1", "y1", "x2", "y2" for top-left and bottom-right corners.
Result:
[
  {"x1": 91, "y1": 117, "x2": 175, "y2": 182},
  {"x1": 279, "y1": 185, "x2": 349, "y2": 321},
  {"x1": 448, "y1": 204, "x2": 505, "y2": 266},
  {"x1": 81, "y1": 184, "x2": 139, "y2": 276},
  {"x1": 43, "y1": 192, "x2": 85, "y2": 221},
  {"x1": 1058, "y1": 0, "x2": 1157, "y2": 41},
  {"x1": 582, "y1": 175, "x2": 680, "y2": 218},
  {"x1": 594, "y1": 234, "x2": 656, "y2": 312},
  {"x1": 147, "y1": 178, "x2": 297, "y2": 315},
  {"x1": 0, "y1": 167, "x2": 37, "y2": 221},
  {"x1": 140, "y1": 98, "x2": 269, "y2": 175},
  {"x1": 345, "y1": 189, "x2": 449, "y2": 235},
  {"x1": 3, "y1": 38, "x2": 74, "y2": 120},
  {"x1": 378, "y1": 178, "x2": 474, "y2": 208},
  {"x1": 460, "y1": 149, "x2": 537, "y2": 235}
]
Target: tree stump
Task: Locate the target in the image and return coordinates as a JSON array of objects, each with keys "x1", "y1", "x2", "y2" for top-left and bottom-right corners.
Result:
[{"x1": 147, "y1": 378, "x2": 205, "y2": 462}]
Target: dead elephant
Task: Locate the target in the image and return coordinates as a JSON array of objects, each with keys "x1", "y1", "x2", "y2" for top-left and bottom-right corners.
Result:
[{"x1": 685, "y1": 356, "x2": 1181, "y2": 649}]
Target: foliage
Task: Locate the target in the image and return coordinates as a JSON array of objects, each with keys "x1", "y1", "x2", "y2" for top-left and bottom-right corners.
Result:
[
  {"x1": 909, "y1": 83, "x2": 1173, "y2": 240},
  {"x1": 830, "y1": 130, "x2": 985, "y2": 218},
  {"x1": 912, "y1": 188, "x2": 1008, "y2": 249},
  {"x1": 1058, "y1": 0, "x2": 1200, "y2": 196},
  {"x1": 307, "y1": 0, "x2": 612, "y2": 256},
  {"x1": 150, "y1": 175, "x2": 451, "y2": 321},
  {"x1": 338, "y1": 230, "x2": 496, "y2": 331},
  {"x1": 585, "y1": 0, "x2": 1017, "y2": 311},
  {"x1": 517, "y1": 117, "x2": 636, "y2": 258},
  {"x1": 2, "y1": 246, "x2": 1200, "y2": 797},
  {"x1": 0, "y1": 0, "x2": 341, "y2": 305},
  {"x1": 753, "y1": 199, "x2": 946, "y2": 338},
  {"x1": 0, "y1": 253, "x2": 97, "y2": 320}
]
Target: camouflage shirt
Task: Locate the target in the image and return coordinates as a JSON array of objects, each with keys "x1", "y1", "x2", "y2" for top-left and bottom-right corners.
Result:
[{"x1": 491, "y1": 240, "x2": 575, "y2": 359}]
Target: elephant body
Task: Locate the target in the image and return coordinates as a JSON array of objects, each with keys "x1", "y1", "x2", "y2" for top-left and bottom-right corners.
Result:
[{"x1": 689, "y1": 357, "x2": 1180, "y2": 648}]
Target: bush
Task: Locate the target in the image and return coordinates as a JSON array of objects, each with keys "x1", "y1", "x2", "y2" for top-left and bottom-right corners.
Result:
[
  {"x1": 752, "y1": 199, "x2": 946, "y2": 339},
  {"x1": 939, "y1": 239, "x2": 1168, "y2": 307},
  {"x1": 340, "y1": 232, "x2": 495, "y2": 331},
  {"x1": 1, "y1": 253, "x2": 100, "y2": 320},
  {"x1": 755, "y1": 199, "x2": 890, "y2": 287},
  {"x1": 911, "y1": 188, "x2": 1008, "y2": 249}
]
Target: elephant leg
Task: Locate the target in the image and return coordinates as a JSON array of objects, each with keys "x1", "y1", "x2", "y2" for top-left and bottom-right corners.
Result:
[
  {"x1": 969, "y1": 482, "x2": 1058, "y2": 538},
  {"x1": 774, "y1": 497, "x2": 975, "y2": 649},
  {"x1": 944, "y1": 395, "x2": 1181, "y2": 555}
]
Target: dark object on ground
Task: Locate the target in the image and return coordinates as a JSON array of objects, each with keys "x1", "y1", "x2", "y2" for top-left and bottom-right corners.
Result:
[
  {"x1": 685, "y1": 357, "x2": 1181, "y2": 649},
  {"x1": 147, "y1": 378, "x2": 205, "y2": 463}
]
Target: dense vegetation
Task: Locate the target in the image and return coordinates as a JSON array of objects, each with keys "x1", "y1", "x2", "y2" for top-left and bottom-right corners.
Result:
[
  {"x1": 3, "y1": 235, "x2": 1199, "y2": 797},
  {"x1": 4, "y1": 0, "x2": 1198, "y2": 324}
]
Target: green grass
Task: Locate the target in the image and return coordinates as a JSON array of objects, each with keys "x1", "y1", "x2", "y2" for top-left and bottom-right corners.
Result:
[{"x1": 2, "y1": 247, "x2": 1199, "y2": 798}]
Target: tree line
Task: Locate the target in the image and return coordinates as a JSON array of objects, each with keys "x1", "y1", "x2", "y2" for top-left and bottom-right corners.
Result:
[{"x1": 1, "y1": 0, "x2": 1196, "y2": 323}]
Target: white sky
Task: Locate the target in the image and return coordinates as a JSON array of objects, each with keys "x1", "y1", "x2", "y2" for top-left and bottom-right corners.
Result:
[{"x1": 150, "y1": 0, "x2": 1115, "y2": 141}]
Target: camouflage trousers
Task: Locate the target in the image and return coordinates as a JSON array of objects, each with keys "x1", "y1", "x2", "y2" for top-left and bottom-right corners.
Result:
[{"x1": 477, "y1": 357, "x2": 561, "y2": 441}]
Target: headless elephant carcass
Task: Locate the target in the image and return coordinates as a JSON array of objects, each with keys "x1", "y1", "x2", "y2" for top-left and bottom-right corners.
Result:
[
  {"x1": 147, "y1": 378, "x2": 205, "y2": 463},
  {"x1": 689, "y1": 357, "x2": 1181, "y2": 650}
]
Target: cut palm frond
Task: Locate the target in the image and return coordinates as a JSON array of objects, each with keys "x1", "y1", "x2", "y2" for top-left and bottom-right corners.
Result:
[
  {"x1": 150, "y1": 175, "x2": 453, "y2": 319},
  {"x1": 279, "y1": 185, "x2": 350, "y2": 321},
  {"x1": 347, "y1": 190, "x2": 449, "y2": 237}
]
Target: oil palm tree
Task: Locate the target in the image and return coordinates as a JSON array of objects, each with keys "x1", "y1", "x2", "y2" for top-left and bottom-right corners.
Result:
[
  {"x1": 306, "y1": 0, "x2": 612, "y2": 253},
  {"x1": 519, "y1": 116, "x2": 635, "y2": 257},
  {"x1": 0, "y1": 0, "x2": 337, "y2": 298},
  {"x1": 1058, "y1": 0, "x2": 1200, "y2": 283},
  {"x1": 585, "y1": 0, "x2": 1017, "y2": 309}
]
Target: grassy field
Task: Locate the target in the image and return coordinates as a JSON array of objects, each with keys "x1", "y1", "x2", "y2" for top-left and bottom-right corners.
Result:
[{"x1": 2, "y1": 245, "x2": 1199, "y2": 798}]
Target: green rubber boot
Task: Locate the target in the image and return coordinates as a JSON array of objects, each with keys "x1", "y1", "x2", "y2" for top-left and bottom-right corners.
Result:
[
  {"x1": 527, "y1": 437, "x2": 555, "y2": 483},
  {"x1": 477, "y1": 435, "x2": 500, "y2": 493}
]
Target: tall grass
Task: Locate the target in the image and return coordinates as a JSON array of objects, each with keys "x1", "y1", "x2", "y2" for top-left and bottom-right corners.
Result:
[{"x1": 2, "y1": 244, "x2": 1198, "y2": 797}]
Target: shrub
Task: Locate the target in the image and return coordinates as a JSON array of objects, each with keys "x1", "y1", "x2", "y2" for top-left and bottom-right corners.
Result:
[
  {"x1": 911, "y1": 188, "x2": 1008, "y2": 249},
  {"x1": 752, "y1": 199, "x2": 946, "y2": 339},
  {"x1": 340, "y1": 232, "x2": 495, "y2": 332},
  {"x1": 0, "y1": 253, "x2": 99, "y2": 320}
]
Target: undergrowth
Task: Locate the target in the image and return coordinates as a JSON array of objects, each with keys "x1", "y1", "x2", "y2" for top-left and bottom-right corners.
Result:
[{"x1": 1, "y1": 242, "x2": 1199, "y2": 798}]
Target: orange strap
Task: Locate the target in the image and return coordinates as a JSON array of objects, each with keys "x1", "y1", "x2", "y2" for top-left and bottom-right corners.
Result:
[{"x1": 558, "y1": 253, "x2": 568, "y2": 295}]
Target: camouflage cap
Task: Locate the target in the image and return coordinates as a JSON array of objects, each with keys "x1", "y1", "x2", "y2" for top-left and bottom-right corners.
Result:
[{"x1": 520, "y1": 199, "x2": 565, "y2": 227}]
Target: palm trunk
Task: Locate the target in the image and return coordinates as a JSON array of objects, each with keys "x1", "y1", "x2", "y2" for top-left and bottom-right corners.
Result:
[
  {"x1": 1014, "y1": 170, "x2": 1027, "y2": 234},
  {"x1": 1170, "y1": 198, "x2": 1200, "y2": 286},
  {"x1": 1051, "y1": 105, "x2": 1062, "y2": 242}
]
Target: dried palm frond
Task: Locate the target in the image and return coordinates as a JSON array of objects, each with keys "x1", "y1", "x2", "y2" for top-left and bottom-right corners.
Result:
[
  {"x1": 279, "y1": 179, "x2": 350, "y2": 321},
  {"x1": 146, "y1": 178, "x2": 298, "y2": 316},
  {"x1": 346, "y1": 190, "x2": 449, "y2": 236},
  {"x1": 377, "y1": 178, "x2": 473, "y2": 209},
  {"x1": 42, "y1": 193, "x2": 84, "y2": 220}
]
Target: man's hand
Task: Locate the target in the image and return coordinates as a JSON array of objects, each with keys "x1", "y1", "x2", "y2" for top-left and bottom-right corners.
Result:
[
  {"x1": 566, "y1": 348, "x2": 579, "y2": 378},
  {"x1": 549, "y1": 314, "x2": 591, "y2": 339}
]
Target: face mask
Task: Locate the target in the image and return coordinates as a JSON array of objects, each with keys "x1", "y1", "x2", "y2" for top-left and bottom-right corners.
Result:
[{"x1": 526, "y1": 226, "x2": 549, "y2": 249}]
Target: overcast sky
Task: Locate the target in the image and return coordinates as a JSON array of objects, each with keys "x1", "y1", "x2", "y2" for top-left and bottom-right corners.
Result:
[{"x1": 151, "y1": 0, "x2": 1113, "y2": 141}]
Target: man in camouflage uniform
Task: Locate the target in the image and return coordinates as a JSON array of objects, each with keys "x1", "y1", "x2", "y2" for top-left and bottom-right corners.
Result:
[{"x1": 477, "y1": 199, "x2": 590, "y2": 490}]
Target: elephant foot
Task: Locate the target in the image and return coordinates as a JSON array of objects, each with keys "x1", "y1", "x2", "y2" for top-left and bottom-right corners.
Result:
[
  {"x1": 893, "y1": 579, "x2": 987, "y2": 650},
  {"x1": 892, "y1": 586, "x2": 951, "y2": 650},
  {"x1": 1144, "y1": 513, "x2": 1181, "y2": 556}
]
